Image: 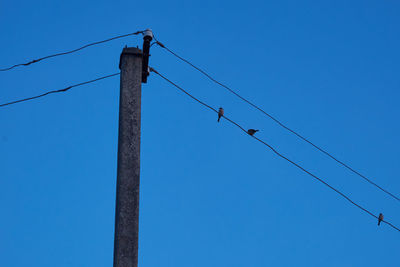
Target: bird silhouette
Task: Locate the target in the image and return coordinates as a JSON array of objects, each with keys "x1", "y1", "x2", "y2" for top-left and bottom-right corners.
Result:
[
  {"x1": 378, "y1": 213, "x2": 384, "y2": 226},
  {"x1": 218, "y1": 107, "x2": 224, "y2": 122},
  {"x1": 247, "y1": 129, "x2": 259, "y2": 136}
]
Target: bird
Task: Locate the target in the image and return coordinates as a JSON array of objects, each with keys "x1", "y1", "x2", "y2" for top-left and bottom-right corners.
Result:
[
  {"x1": 378, "y1": 213, "x2": 384, "y2": 226},
  {"x1": 218, "y1": 107, "x2": 224, "y2": 122},
  {"x1": 247, "y1": 129, "x2": 259, "y2": 136}
]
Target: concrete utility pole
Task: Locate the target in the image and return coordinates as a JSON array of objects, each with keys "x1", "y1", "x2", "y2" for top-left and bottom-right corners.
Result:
[{"x1": 113, "y1": 29, "x2": 152, "y2": 267}]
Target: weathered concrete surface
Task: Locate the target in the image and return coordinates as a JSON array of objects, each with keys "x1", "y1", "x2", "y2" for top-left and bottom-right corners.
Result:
[{"x1": 114, "y1": 47, "x2": 143, "y2": 267}]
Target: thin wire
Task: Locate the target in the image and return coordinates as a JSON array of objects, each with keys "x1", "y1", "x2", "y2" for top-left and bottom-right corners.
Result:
[
  {"x1": 0, "y1": 31, "x2": 144, "y2": 72},
  {"x1": 153, "y1": 40, "x2": 400, "y2": 204},
  {"x1": 0, "y1": 73, "x2": 120, "y2": 108},
  {"x1": 150, "y1": 66, "x2": 400, "y2": 233}
]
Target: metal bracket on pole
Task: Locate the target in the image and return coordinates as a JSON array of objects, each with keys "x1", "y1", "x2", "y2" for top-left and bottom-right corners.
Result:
[{"x1": 141, "y1": 29, "x2": 153, "y2": 83}]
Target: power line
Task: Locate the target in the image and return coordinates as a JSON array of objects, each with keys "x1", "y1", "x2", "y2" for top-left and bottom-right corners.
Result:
[
  {"x1": 150, "y1": 66, "x2": 400, "y2": 233},
  {"x1": 153, "y1": 40, "x2": 400, "y2": 204},
  {"x1": 0, "y1": 73, "x2": 120, "y2": 108},
  {"x1": 0, "y1": 31, "x2": 144, "y2": 72}
]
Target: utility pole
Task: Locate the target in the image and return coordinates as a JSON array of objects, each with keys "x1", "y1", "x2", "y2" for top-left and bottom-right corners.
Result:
[{"x1": 113, "y1": 29, "x2": 152, "y2": 267}]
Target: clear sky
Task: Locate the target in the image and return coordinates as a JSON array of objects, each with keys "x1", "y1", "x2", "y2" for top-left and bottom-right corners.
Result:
[{"x1": 1, "y1": 1, "x2": 400, "y2": 266}]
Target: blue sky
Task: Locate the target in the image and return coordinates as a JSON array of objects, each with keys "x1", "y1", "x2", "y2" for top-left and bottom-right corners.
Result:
[{"x1": 1, "y1": 0, "x2": 400, "y2": 266}]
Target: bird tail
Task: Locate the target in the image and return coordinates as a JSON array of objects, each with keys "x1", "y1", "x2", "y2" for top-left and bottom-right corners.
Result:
[
  {"x1": 378, "y1": 220, "x2": 381, "y2": 226},
  {"x1": 218, "y1": 116, "x2": 221, "y2": 122}
]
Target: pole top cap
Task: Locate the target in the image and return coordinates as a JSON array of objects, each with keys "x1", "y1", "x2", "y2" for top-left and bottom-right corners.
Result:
[{"x1": 143, "y1": 29, "x2": 153, "y2": 40}]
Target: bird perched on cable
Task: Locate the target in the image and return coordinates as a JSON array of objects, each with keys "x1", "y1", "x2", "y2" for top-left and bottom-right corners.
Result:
[
  {"x1": 378, "y1": 213, "x2": 384, "y2": 226},
  {"x1": 247, "y1": 129, "x2": 259, "y2": 136},
  {"x1": 218, "y1": 107, "x2": 224, "y2": 122}
]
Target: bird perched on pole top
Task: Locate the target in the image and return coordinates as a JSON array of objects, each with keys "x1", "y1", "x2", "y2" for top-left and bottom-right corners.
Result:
[
  {"x1": 247, "y1": 129, "x2": 259, "y2": 136},
  {"x1": 378, "y1": 213, "x2": 384, "y2": 226},
  {"x1": 218, "y1": 107, "x2": 224, "y2": 122}
]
